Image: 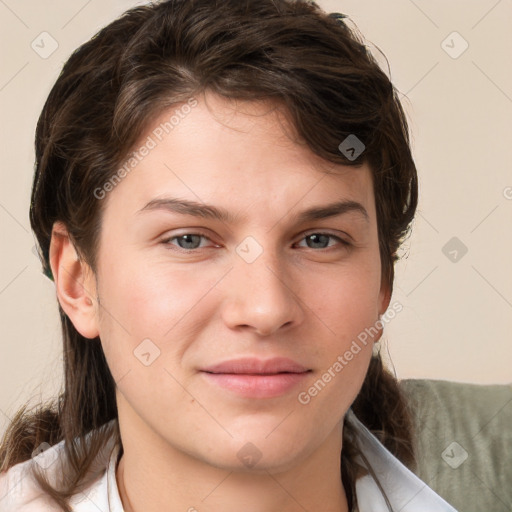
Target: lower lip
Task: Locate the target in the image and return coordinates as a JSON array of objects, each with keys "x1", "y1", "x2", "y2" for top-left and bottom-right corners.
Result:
[{"x1": 201, "y1": 371, "x2": 310, "y2": 398}]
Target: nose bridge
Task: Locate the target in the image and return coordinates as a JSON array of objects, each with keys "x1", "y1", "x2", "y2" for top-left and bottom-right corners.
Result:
[
  {"x1": 242, "y1": 248, "x2": 285, "y2": 297},
  {"x1": 221, "y1": 236, "x2": 302, "y2": 335}
]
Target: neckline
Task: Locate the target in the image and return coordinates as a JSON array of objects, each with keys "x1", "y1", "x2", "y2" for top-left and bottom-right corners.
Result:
[{"x1": 100, "y1": 414, "x2": 456, "y2": 512}]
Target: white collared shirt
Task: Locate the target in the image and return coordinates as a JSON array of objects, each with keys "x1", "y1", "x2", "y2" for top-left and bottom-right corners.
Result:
[{"x1": 0, "y1": 411, "x2": 458, "y2": 511}]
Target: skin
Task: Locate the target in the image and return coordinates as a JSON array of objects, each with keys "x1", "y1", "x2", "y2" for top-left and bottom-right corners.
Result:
[{"x1": 50, "y1": 91, "x2": 390, "y2": 512}]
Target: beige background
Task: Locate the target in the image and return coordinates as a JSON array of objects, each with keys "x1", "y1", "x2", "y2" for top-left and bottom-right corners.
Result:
[{"x1": 1, "y1": 0, "x2": 511, "y2": 434}]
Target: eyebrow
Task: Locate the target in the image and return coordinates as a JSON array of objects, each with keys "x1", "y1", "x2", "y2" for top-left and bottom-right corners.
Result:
[{"x1": 137, "y1": 197, "x2": 370, "y2": 225}]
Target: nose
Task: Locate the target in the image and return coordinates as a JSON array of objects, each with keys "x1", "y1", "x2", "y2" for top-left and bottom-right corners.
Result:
[{"x1": 219, "y1": 249, "x2": 304, "y2": 337}]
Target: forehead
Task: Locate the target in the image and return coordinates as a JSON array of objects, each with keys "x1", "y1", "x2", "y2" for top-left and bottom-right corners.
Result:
[{"x1": 102, "y1": 92, "x2": 376, "y2": 222}]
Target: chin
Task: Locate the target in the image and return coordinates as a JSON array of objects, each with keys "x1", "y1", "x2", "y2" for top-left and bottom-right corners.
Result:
[{"x1": 198, "y1": 424, "x2": 313, "y2": 473}]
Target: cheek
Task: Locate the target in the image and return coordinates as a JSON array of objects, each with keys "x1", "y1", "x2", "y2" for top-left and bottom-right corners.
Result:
[
  {"x1": 298, "y1": 259, "x2": 381, "y2": 400},
  {"x1": 98, "y1": 254, "x2": 214, "y2": 336},
  {"x1": 95, "y1": 258, "x2": 199, "y2": 404},
  {"x1": 95, "y1": 252, "x2": 226, "y2": 376},
  {"x1": 307, "y1": 260, "x2": 382, "y2": 343},
  {"x1": 296, "y1": 269, "x2": 378, "y2": 416}
]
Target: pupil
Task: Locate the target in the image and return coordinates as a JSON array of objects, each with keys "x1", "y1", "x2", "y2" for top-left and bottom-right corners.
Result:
[
  {"x1": 179, "y1": 234, "x2": 200, "y2": 249},
  {"x1": 308, "y1": 234, "x2": 328, "y2": 248}
]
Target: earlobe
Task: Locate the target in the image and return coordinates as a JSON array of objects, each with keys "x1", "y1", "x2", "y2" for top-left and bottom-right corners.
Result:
[{"x1": 49, "y1": 221, "x2": 99, "y2": 339}]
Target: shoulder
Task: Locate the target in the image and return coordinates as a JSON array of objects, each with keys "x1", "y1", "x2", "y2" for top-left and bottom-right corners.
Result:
[
  {"x1": 0, "y1": 423, "x2": 118, "y2": 512},
  {"x1": 346, "y1": 409, "x2": 458, "y2": 511},
  {"x1": 0, "y1": 455, "x2": 62, "y2": 512}
]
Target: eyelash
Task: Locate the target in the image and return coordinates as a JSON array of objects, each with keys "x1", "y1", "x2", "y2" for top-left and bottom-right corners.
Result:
[{"x1": 160, "y1": 231, "x2": 351, "y2": 253}]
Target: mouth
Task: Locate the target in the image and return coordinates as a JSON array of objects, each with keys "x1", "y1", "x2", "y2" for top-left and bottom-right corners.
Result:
[
  {"x1": 200, "y1": 357, "x2": 312, "y2": 398},
  {"x1": 201, "y1": 356, "x2": 310, "y2": 374}
]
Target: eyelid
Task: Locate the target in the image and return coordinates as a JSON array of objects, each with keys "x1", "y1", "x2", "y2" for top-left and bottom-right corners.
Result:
[
  {"x1": 297, "y1": 228, "x2": 352, "y2": 244},
  {"x1": 161, "y1": 229, "x2": 352, "y2": 252},
  {"x1": 161, "y1": 230, "x2": 218, "y2": 249}
]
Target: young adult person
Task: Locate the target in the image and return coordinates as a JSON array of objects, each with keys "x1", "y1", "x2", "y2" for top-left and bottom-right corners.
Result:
[{"x1": 0, "y1": 1, "x2": 457, "y2": 510}]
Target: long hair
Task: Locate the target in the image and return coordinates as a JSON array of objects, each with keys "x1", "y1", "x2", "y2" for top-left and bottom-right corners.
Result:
[{"x1": 0, "y1": 1, "x2": 417, "y2": 510}]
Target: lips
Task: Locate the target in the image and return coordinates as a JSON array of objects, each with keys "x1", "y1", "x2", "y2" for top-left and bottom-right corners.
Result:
[
  {"x1": 200, "y1": 357, "x2": 311, "y2": 398},
  {"x1": 201, "y1": 357, "x2": 310, "y2": 375}
]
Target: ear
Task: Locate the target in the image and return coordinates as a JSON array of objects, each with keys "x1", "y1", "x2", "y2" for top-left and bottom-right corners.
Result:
[
  {"x1": 378, "y1": 279, "x2": 392, "y2": 317},
  {"x1": 373, "y1": 278, "x2": 392, "y2": 345},
  {"x1": 49, "y1": 221, "x2": 99, "y2": 339}
]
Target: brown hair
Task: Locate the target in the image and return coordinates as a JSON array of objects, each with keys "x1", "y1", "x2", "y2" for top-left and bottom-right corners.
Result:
[{"x1": 0, "y1": 1, "x2": 417, "y2": 510}]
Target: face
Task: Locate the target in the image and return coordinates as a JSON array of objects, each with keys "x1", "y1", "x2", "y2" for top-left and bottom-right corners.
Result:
[{"x1": 87, "y1": 92, "x2": 389, "y2": 472}]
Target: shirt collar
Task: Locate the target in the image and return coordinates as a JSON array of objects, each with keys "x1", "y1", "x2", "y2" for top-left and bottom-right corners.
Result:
[{"x1": 346, "y1": 409, "x2": 457, "y2": 511}]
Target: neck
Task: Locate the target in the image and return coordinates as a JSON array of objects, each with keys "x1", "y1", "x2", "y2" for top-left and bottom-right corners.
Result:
[
  {"x1": 116, "y1": 434, "x2": 348, "y2": 512},
  {"x1": 115, "y1": 412, "x2": 350, "y2": 512},
  {"x1": 117, "y1": 453, "x2": 349, "y2": 512}
]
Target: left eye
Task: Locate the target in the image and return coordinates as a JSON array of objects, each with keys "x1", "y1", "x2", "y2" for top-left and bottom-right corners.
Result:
[
  {"x1": 295, "y1": 233, "x2": 349, "y2": 250},
  {"x1": 162, "y1": 232, "x2": 349, "y2": 251}
]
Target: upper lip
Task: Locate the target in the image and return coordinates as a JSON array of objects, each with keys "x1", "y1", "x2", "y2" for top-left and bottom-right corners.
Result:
[{"x1": 201, "y1": 357, "x2": 310, "y2": 374}]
